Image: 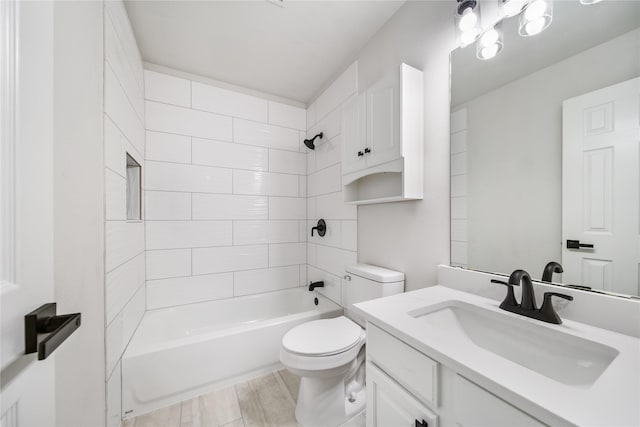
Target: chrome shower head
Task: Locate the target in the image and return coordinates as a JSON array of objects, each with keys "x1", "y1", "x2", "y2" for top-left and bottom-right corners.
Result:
[{"x1": 303, "y1": 132, "x2": 323, "y2": 150}]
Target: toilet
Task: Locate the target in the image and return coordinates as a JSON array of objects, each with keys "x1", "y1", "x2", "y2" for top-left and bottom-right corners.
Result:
[{"x1": 280, "y1": 264, "x2": 404, "y2": 427}]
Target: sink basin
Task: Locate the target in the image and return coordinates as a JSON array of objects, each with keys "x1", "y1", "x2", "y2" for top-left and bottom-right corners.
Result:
[{"x1": 408, "y1": 301, "x2": 619, "y2": 387}]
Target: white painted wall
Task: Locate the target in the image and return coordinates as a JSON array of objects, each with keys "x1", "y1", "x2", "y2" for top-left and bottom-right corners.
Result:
[
  {"x1": 330, "y1": 2, "x2": 455, "y2": 291},
  {"x1": 102, "y1": 1, "x2": 146, "y2": 425},
  {"x1": 457, "y1": 29, "x2": 640, "y2": 278},
  {"x1": 306, "y1": 63, "x2": 359, "y2": 305},
  {"x1": 52, "y1": 1, "x2": 106, "y2": 426},
  {"x1": 143, "y1": 69, "x2": 308, "y2": 309}
]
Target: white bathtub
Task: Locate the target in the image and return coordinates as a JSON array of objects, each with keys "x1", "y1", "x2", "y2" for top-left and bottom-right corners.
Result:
[{"x1": 121, "y1": 288, "x2": 342, "y2": 417}]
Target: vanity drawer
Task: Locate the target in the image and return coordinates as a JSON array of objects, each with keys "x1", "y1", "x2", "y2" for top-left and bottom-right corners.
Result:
[{"x1": 367, "y1": 323, "x2": 439, "y2": 408}]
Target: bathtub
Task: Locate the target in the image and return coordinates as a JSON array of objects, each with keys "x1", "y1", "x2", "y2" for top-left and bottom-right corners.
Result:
[{"x1": 121, "y1": 288, "x2": 342, "y2": 417}]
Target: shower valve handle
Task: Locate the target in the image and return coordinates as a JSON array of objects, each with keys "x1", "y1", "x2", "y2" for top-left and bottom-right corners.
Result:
[
  {"x1": 357, "y1": 151, "x2": 364, "y2": 157},
  {"x1": 364, "y1": 147, "x2": 371, "y2": 154}
]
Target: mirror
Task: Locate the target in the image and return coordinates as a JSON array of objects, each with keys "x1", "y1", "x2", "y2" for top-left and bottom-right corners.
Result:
[{"x1": 450, "y1": 0, "x2": 640, "y2": 297}]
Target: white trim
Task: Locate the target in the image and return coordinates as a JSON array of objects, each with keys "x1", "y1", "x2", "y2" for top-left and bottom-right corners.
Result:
[{"x1": 0, "y1": 0, "x2": 16, "y2": 286}]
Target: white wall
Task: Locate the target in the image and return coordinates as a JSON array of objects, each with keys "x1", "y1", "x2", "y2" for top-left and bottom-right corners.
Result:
[
  {"x1": 52, "y1": 1, "x2": 106, "y2": 426},
  {"x1": 143, "y1": 70, "x2": 308, "y2": 308},
  {"x1": 102, "y1": 1, "x2": 146, "y2": 425},
  {"x1": 458, "y1": 29, "x2": 640, "y2": 278},
  {"x1": 305, "y1": 63, "x2": 359, "y2": 304},
  {"x1": 331, "y1": 2, "x2": 455, "y2": 291}
]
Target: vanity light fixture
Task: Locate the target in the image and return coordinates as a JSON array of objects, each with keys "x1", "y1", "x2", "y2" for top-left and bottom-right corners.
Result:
[
  {"x1": 500, "y1": 0, "x2": 529, "y2": 17},
  {"x1": 476, "y1": 22, "x2": 504, "y2": 60},
  {"x1": 579, "y1": 0, "x2": 603, "y2": 4},
  {"x1": 519, "y1": 0, "x2": 553, "y2": 36},
  {"x1": 455, "y1": 0, "x2": 482, "y2": 47}
]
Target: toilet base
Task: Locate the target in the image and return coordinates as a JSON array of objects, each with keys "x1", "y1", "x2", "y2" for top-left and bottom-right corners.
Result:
[{"x1": 295, "y1": 375, "x2": 366, "y2": 427}]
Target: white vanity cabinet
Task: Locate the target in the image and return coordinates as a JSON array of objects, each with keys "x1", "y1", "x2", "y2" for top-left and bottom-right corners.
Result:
[
  {"x1": 341, "y1": 63, "x2": 423, "y2": 205},
  {"x1": 366, "y1": 324, "x2": 548, "y2": 427},
  {"x1": 367, "y1": 363, "x2": 438, "y2": 427}
]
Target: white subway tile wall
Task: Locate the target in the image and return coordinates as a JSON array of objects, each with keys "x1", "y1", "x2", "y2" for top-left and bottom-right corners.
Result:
[
  {"x1": 103, "y1": 1, "x2": 145, "y2": 425},
  {"x1": 144, "y1": 70, "x2": 308, "y2": 310},
  {"x1": 450, "y1": 108, "x2": 468, "y2": 268},
  {"x1": 305, "y1": 63, "x2": 359, "y2": 306}
]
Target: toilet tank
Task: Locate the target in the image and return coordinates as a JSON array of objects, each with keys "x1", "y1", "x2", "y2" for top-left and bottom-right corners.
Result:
[{"x1": 344, "y1": 264, "x2": 404, "y2": 326}]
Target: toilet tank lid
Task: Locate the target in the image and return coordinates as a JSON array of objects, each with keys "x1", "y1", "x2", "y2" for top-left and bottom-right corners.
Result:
[{"x1": 346, "y1": 264, "x2": 404, "y2": 283}]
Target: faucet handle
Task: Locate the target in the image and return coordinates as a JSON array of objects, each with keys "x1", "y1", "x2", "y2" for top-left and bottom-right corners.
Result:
[
  {"x1": 539, "y1": 292, "x2": 574, "y2": 324},
  {"x1": 491, "y1": 279, "x2": 518, "y2": 310},
  {"x1": 544, "y1": 292, "x2": 573, "y2": 302}
]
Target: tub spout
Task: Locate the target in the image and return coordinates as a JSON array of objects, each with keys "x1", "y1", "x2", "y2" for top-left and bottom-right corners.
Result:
[{"x1": 308, "y1": 281, "x2": 324, "y2": 291}]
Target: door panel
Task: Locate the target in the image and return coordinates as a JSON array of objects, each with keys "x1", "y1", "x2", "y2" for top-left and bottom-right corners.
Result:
[
  {"x1": 1, "y1": 1, "x2": 56, "y2": 425},
  {"x1": 341, "y1": 94, "x2": 366, "y2": 175},
  {"x1": 366, "y1": 363, "x2": 438, "y2": 427},
  {"x1": 562, "y1": 78, "x2": 640, "y2": 294},
  {"x1": 366, "y1": 71, "x2": 400, "y2": 168}
]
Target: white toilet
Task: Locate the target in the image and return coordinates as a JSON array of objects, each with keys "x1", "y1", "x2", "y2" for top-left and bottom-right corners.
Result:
[{"x1": 280, "y1": 264, "x2": 404, "y2": 427}]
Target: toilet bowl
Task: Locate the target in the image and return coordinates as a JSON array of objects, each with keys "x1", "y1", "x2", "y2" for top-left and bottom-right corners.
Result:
[{"x1": 280, "y1": 264, "x2": 405, "y2": 427}]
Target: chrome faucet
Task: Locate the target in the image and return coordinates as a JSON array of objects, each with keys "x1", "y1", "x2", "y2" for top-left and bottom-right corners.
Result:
[{"x1": 491, "y1": 269, "x2": 574, "y2": 324}]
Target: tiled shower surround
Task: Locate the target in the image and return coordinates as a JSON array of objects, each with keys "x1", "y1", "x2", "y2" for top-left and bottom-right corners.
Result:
[
  {"x1": 142, "y1": 63, "x2": 360, "y2": 309},
  {"x1": 143, "y1": 70, "x2": 309, "y2": 308}
]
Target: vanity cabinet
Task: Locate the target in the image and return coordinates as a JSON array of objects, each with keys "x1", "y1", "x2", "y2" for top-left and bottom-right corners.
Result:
[
  {"x1": 453, "y1": 376, "x2": 545, "y2": 427},
  {"x1": 367, "y1": 363, "x2": 438, "y2": 427},
  {"x1": 366, "y1": 324, "x2": 548, "y2": 427},
  {"x1": 341, "y1": 63, "x2": 423, "y2": 205}
]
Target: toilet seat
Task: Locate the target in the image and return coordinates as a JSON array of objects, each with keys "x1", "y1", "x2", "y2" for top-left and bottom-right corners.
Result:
[{"x1": 282, "y1": 316, "x2": 363, "y2": 357}]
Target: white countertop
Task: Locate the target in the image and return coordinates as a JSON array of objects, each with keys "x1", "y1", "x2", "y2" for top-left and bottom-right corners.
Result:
[{"x1": 353, "y1": 285, "x2": 640, "y2": 427}]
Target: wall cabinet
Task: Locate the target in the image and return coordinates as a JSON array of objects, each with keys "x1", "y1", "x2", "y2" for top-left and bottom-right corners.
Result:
[
  {"x1": 341, "y1": 63, "x2": 423, "y2": 205},
  {"x1": 366, "y1": 324, "x2": 548, "y2": 427}
]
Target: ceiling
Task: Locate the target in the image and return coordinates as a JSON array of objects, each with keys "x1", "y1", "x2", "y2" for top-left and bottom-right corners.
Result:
[
  {"x1": 452, "y1": 0, "x2": 640, "y2": 106},
  {"x1": 124, "y1": 0, "x2": 405, "y2": 104}
]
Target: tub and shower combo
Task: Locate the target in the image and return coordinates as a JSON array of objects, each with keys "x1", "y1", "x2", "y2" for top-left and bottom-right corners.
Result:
[{"x1": 122, "y1": 288, "x2": 342, "y2": 417}]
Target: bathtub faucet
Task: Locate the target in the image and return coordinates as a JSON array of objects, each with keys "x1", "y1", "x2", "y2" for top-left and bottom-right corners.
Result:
[{"x1": 308, "y1": 281, "x2": 324, "y2": 291}]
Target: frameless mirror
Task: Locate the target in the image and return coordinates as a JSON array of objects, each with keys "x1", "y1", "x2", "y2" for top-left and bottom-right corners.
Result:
[{"x1": 450, "y1": 0, "x2": 640, "y2": 297}]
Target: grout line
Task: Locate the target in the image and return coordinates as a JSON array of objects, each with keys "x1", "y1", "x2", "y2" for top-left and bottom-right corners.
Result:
[
  {"x1": 143, "y1": 128, "x2": 303, "y2": 154},
  {"x1": 145, "y1": 99, "x2": 306, "y2": 133},
  {"x1": 145, "y1": 158, "x2": 306, "y2": 177},
  {"x1": 146, "y1": 262, "x2": 307, "y2": 283}
]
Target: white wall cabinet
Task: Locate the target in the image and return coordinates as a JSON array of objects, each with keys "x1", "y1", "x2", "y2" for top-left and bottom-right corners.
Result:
[
  {"x1": 366, "y1": 324, "x2": 548, "y2": 427},
  {"x1": 341, "y1": 63, "x2": 423, "y2": 204}
]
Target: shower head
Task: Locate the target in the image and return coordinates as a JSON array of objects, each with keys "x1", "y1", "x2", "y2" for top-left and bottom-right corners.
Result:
[{"x1": 303, "y1": 132, "x2": 323, "y2": 150}]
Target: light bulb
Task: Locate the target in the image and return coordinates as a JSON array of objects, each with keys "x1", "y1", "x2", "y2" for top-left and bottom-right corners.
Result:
[
  {"x1": 459, "y1": 8, "x2": 478, "y2": 31},
  {"x1": 524, "y1": 17, "x2": 546, "y2": 35},
  {"x1": 481, "y1": 44, "x2": 500, "y2": 59},
  {"x1": 519, "y1": 0, "x2": 552, "y2": 37},
  {"x1": 480, "y1": 29, "x2": 499, "y2": 46},
  {"x1": 476, "y1": 23, "x2": 504, "y2": 60},
  {"x1": 502, "y1": 0, "x2": 529, "y2": 17},
  {"x1": 525, "y1": 0, "x2": 547, "y2": 20}
]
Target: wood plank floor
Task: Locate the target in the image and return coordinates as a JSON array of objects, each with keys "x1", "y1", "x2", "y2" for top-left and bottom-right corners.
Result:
[{"x1": 123, "y1": 369, "x2": 365, "y2": 427}]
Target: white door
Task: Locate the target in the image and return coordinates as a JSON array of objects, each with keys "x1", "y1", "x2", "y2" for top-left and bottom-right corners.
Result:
[
  {"x1": 365, "y1": 70, "x2": 401, "y2": 168},
  {"x1": 366, "y1": 363, "x2": 438, "y2": 427},
  {"x1": 562, "y1": 78, "x2": 640, "y2": 295},
  {"x1": 1, "y1": 1, "x2": 57, "y2": 425},
  {"x1": 341, "y1": 93, "x2": 367, "y2": 175}
]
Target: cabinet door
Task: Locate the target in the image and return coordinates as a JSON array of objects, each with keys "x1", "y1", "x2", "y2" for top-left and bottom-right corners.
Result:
[
  {"x1": 366, "y1": 70, "x2": 401, "y2": 168},
  {"x1": 341, "y1": 94, "x2": 366, "y2": 175},
  {"x1": 367, "y1": 363, "x2": 438, "y2": 427},
  {"x1": 454, "y1": 376, "x2": 547, "y2": 427}
]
